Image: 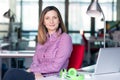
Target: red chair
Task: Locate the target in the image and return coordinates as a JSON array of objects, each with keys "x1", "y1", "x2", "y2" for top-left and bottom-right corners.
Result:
[{"x1": 67, "y1": 44, "x2": 85, "y2": 69}]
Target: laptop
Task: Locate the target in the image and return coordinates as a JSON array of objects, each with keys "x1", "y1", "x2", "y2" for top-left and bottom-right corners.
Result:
[{"x1": 79, "y1": 47, "x2": 120, "y2": 76}]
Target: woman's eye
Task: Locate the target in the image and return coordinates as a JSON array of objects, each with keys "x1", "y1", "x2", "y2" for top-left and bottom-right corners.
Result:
[
  {"x1": 53, "y1": 16, "x2": 57, "y2": 19},
  {"x1": 45, "y1": 17, "x2": 49, "y2": 20}
]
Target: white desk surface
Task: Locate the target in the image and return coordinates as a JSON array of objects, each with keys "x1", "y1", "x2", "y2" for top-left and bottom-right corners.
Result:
[
  {"x1": 40, "y1": 76, "x2": 92, "y2": 80},
  {"x1": 39, "y1": 72, "x2": 120, "y2": 80},
  {"x1": 0, "y1": 50, "x2": 35, "y2": 58},
  {"x1": 93, "y1": 72, "x2": 120, "y2": 80}
]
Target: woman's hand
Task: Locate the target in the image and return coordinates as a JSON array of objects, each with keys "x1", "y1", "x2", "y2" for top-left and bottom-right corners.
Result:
[
  {"x1": 26, "y1": 68, "x2": 31, "y2": 72},
  {"x1": 34, "y1": 73, "x2": 44, "y2": 80},
  {"x1": 26, "y1": 69, "x2": 44, "y2": 80}
]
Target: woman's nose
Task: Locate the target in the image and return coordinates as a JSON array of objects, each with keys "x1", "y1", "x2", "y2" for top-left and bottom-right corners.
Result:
[{"x1": 50, "y1": 18, "x2": 54, "y2": 23}]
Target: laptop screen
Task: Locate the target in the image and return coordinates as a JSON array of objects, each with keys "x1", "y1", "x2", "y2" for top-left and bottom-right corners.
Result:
[{"x1": 94, "y1": 47, "x2": 120, "y2": 75}]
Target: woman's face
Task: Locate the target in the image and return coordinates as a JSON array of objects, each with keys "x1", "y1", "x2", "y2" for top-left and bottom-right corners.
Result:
[{"x1": 44, "y1": 10, "x2": 60, "y2": 34}]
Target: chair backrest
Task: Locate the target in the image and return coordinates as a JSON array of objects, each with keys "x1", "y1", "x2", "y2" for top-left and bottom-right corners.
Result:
[{"x1": 67, "y1": 44, "x2": 85, "y2": 69}]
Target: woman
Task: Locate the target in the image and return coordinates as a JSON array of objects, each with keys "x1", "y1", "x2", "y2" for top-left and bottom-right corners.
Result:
[{"x1": 3, "y1": 6, "x2": 73, "y2": 80}]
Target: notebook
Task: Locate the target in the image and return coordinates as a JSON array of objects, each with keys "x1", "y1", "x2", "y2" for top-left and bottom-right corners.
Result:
[{"x1": 79, "y1": 47, "x2": 120, "y2": 76}]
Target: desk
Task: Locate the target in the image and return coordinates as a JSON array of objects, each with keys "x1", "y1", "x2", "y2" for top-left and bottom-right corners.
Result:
[
  {"x1": 39, "y1": 75, "x2": 92, "y2": 80},
  {"x1": 39, "y1": 71, "x2": 120, "y2": 80},
  {"x1": 0, "y1": 50, "x2": 34, "y2": 58},
  {"x1": 0, "y1": 50, "x2": 34, "y2": 80},
  {"x1": 93, "y1": 73, "x2": 120, "y2": 80}
]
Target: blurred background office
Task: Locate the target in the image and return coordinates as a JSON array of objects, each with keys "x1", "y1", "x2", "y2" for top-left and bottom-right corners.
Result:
[{"x1": 0, "y1": 0, "x2": 120, "y2": 77}]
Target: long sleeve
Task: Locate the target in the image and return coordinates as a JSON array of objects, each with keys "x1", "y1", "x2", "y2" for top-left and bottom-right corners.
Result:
[
  {"x1": 29, "y1": 44, "x2": 41, "y2": 70},
  {"x1": 30, "y1": 33, "x2": 73, "y2": 74}
]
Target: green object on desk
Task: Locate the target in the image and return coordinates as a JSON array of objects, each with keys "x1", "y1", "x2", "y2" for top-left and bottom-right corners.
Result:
[
  {"x1": 77, "y1": 74, "x2": 84, "y2": 80},
  {"x1": 67, "y1": 68, "x2": 84, "y2": 80},
  {"x1": 59, "y1": 68, "x2": 84, "y2": 80},
  {"x1": 70, "y1": 76, "x2": 78, "y2": 80},
  {"x1": 59, "y1": 69, "x2": 67, "y2": 78},
  {"x1": 68, "y1": 68, "x2": 77, "y2": 76}
]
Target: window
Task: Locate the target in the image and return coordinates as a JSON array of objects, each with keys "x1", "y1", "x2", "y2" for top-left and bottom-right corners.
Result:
[
  {"x1": 17, "y1": 0, "x2": 39, "y2": 31},
  {"x1": 0, "y1": 0, "x2": 9, "y2": 38},
  {"x1": 0, "y1": 0, "x2": 9, "y2": 23},
  {"x1": 42, "y1": 0, "x2": 65, "y2": 22},
  {"x1": 95, "y1": 0, "x2": 117, "y2": 31},
  {"x1": 69, "y1": 0, "x2": 91, "y2": 44},
  {"x1": 16, "y1": 0, "x2": 39, "y2": 40}
]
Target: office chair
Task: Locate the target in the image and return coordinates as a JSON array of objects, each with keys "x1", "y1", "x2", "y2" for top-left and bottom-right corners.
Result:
[{"x1": 67, "y1": 44, "x2": 85, "y2": 69}]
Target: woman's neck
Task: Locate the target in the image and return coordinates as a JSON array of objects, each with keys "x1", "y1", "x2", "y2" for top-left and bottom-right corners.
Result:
[{"x1": 48, "y1": 30, "x2": 56, "y2": 35}]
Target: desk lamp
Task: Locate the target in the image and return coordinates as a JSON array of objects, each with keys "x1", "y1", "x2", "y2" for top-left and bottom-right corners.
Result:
[
  {"x1": 3, "y1": 9, "x2": 15, "y2": 22},
  {"x1": 86, "y1": 0, "x2": 106, "y2": 48}
]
